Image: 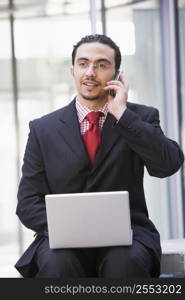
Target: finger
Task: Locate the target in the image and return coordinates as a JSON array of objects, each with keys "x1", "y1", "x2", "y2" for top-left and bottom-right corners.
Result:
[
  {"x1": 103, "y1": 85, "x2": 120, "y2": 91},
  {"x1": 106, "y1": 80, "x2": 123, "y2": 85},
  {"x1": 119, "y1": 73, "x2": 125, "y2": 83},
  {"x1": 119, "y1": 74, "x2": 128, "y2": 86}
]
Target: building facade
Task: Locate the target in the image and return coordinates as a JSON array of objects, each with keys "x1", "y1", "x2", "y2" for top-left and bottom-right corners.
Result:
[{"x1": 0, "y1": 0, "x2": 184, "y2": 277}]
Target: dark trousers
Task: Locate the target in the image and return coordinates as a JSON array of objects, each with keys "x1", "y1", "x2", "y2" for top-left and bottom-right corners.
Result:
[{"x1": 35, "y1": 238, "x2": 154, "y2": 278}]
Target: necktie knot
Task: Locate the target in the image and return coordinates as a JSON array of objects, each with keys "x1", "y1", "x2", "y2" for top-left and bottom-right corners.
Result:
[{"x1": 86, "y1": 111, "x2": 104, "y2": 125}]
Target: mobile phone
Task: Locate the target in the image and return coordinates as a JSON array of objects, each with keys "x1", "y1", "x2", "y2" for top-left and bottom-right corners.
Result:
[
  {"x1": 114, "y1": 70, "x2": 122, "y2": 81},
  {"x1": 109, "y1": 70, "x2": 122, "y2": 96}
]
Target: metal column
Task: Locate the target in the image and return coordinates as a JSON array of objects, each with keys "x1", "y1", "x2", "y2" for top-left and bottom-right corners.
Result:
[
  {"x1": 101, "y1": 0, "x2": 106, "y2": 35},
  {"x1": 90, "y1": 0, "x2": 97, "y2": 34}
]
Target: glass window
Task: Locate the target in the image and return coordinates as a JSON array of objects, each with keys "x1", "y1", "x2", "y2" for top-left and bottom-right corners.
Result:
[
  {"x1": 178, "y1": 0, "x2": 185, "y2": 213},
  {"x1": 15, "y1": 0, "x2": 91, "y2": 251},
  {"x1": 0, "y1": 0, "x2": 93, "y2": 278},
  {"x1": 106, "y1": 0, "x2": 170, "y2": 239},
  {"x1": 0, "y1": 18, "x2": 19, "y2": 277}
]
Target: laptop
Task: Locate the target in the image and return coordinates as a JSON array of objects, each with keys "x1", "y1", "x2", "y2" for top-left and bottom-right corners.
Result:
[{"x1": 45, "y1": 191, "x2": 132, "y2": 249}]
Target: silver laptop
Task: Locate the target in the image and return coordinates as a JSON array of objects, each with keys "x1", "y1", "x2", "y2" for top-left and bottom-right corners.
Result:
[{"x1": 45, "y1": 191, "x2": 132, "y2": 249}]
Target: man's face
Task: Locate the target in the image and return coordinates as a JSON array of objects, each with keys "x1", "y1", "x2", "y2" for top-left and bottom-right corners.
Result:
[{"x1": 71, "y1": 42, "x2": 116, "y2": 102}]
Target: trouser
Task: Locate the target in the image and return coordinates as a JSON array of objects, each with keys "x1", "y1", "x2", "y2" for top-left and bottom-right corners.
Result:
[{"x1": 35, "y1": 238, "x2": 155, "y2": 278}]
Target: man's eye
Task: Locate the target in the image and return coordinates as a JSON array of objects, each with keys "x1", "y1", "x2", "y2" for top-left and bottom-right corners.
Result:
[
  {"x1": 79, "y1": 62, "x2": 87, "y2": 67},
  {"x1": 99, "y1": 63, "x2": 107, "y2": 69}
]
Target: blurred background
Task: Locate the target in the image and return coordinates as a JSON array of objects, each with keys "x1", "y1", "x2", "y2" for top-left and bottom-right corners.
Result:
[{"x1": 0, "y1": 0, "x2": 184, "y2": 277}]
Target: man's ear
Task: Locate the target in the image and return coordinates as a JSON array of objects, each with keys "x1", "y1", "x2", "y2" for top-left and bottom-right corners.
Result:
[{"x1": 70, "y1": 66, "x2": 74, "y2": 77}]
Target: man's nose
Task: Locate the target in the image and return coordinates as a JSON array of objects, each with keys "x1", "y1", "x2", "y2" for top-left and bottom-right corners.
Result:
[{"x1": 85, "y1": 64, "x2": 96, "y2": 76}]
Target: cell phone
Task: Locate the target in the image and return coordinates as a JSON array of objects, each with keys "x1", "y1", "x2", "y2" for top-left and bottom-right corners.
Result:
[
  {"x1": 114, "y1": 70, "x2": 122, "y2": 81},
  {"x1": 109, "y1": 70, "x2": 122, "y2": 96}
]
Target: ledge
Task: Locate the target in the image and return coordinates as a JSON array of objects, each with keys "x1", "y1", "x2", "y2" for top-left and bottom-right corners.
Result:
[{"x1": 160, "y1": 239, "x2": 185, "y2": 277}]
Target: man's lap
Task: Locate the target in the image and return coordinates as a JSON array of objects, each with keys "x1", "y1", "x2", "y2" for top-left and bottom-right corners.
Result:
[{"x1": 34, "y1": 238, "x2": 154, "y2": 278}]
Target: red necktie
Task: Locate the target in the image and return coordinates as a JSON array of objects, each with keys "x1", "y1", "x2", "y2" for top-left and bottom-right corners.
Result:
[{"x1": 82, "y1": 111, "x2": 104, "y2": 164}]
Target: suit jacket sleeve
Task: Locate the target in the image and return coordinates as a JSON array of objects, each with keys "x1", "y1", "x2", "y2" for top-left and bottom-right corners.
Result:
[
  {"x1": 116, "y1": 106, "x2": 184, "y2": 177},
  {"x1": 16, "y1": 121, "x2": 49, "y2": 234}
]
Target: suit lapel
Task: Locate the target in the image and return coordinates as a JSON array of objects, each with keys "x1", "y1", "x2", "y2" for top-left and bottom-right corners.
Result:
[
  {"x1": 94, "y1": 103, "x2": 134, "y2": 168},
  {"x1": 57, "y1": 99, "x2": 122, "y2": 170},
  {"x1": 58, "y1": 99, "x2": 90, "y2": 164},
  {"x1": 92, "y1": 113, "x2": 121, "y2": 172}
]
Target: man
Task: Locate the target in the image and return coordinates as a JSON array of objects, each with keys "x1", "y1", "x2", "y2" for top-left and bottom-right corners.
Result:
[{"x1": 15, "y1": 34, "x2": 184, "y2": 278}]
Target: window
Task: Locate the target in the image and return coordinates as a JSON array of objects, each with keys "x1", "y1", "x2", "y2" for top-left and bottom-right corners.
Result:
[
  {"x1": 178, "y1": 0, "x2": 185, "y2": 225},
  {"x1": 0, "y1": 17, "x2": 19, "y2": 277},
  {"x1": 106, "y1": 0, "x2": 170, "y2": 239}
]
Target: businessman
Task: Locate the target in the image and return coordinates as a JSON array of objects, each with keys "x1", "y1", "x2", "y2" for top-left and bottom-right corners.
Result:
[{"x1": 15, "y1": 34, "x2": 184, "y2": 278}]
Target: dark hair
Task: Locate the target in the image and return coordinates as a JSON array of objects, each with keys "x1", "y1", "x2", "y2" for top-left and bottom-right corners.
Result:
[{"x1": 72, "y1": 34, "x2": 121, "y2": 70}]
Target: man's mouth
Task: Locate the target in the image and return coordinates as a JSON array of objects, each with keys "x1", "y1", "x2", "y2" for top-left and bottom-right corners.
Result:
[{"x1": 82, "y1": 81, "x2": 99, "y2": 87}]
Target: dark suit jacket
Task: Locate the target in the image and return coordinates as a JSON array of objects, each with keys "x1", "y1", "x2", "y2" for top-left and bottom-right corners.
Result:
[{"x1": 15, "y1": 99, "x2": 184, "y2": 277}]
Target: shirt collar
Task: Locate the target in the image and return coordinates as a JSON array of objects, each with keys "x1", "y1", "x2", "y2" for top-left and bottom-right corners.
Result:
[{"x1": 75, "y1": 98, "x2": 109, "y2": 123}]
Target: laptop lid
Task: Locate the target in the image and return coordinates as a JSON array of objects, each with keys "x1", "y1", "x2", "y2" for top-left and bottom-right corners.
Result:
[{"x1": 45, "y1": 191, "x2": 132, "y2": 249}]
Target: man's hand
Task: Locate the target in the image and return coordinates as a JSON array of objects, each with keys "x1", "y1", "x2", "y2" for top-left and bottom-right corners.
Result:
[{"x1": 104, "y1": 74, "x2": 129, "y2": 121}]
